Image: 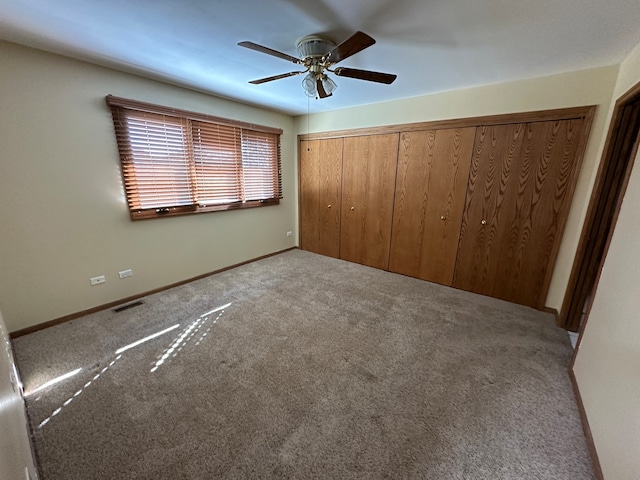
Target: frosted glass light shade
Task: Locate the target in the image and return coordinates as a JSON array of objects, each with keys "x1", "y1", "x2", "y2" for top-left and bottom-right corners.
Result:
[
  {"x1": 302, "y1": 72, "x2": 317, "y2": 97},
  {"x1": 322, "y1": 75, "x2": 337, "y2": 95}
]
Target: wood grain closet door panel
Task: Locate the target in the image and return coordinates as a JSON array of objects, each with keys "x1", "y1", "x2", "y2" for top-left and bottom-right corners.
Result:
[
  {"x1": 453, "y1": 119, "x2": 585, "y2": 308},
  {"x1": 317, "y1": 138, "x2": 344, "y2": 257},
  {"x1": 389, "y1": 128, "x2": 475, "y2": 285},
  {"x1": 453, "y1": 123, "x2": 527, "y2": 298},
  {"x1": 341, "y1": 134, "x2": 399, "y2": 270},
  {"x1": 299, "y1": 138, "x2": 343, "y2": 257},
  {"x1": 502, "y1": 119, "x2": 585, "y2": 307},
  {"x1": 299, "y1": 140, "x2": 319, "y2": 252}
]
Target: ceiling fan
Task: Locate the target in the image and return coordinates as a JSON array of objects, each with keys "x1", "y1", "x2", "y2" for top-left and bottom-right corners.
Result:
[{"x1": 238, "y1": 31, "x2": 397, "y2": 99}]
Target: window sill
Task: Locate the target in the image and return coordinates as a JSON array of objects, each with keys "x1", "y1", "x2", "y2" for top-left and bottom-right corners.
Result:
[{"x1": 129, "y1": 198, "x2": 280, "y2": 220}]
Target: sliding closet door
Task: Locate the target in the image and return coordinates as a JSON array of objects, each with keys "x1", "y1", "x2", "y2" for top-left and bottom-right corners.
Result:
[
  {"x1": 340, "y1": 134, "x2": 399, "y2": 270},
  {"x1": 299, "y1": 138, "x2": 343, "y2": 258},
  {"x1": 389, "y1": 128, "x2": 475, "y2": 285},
  {"x1": 453, "y1": 119, "x2": 586, "y2": 308}
]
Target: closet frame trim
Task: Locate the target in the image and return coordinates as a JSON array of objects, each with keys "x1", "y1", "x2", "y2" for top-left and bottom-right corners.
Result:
[{"x1": 298, "y1": 106, "x2": 596, "y2": 141}]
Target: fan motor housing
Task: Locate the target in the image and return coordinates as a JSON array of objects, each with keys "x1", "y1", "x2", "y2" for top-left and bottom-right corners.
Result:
[{"x1": 296, "y1": 36, "x2": 336, "y2": 60}]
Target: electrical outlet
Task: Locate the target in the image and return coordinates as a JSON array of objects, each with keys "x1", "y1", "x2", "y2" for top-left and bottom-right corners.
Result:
[
  {"x1": 286, "y1": 231, "x2": 292, "y2": 237},
  {"x1": 90, "y1": 275, "x2": 106, "y2": 286},
  {"x1": 118, "y1": 269, "x2": 133, "y2": 279}
]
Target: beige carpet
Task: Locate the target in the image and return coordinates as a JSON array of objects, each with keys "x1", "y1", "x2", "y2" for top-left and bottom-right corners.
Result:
[{"x1": 13, "y1": 249, "x2": 593, "y2": 479}]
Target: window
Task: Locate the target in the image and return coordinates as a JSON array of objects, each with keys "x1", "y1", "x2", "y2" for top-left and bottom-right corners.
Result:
[{"x1": 106, "y1": 95, "x2": 282, "y2": 220}]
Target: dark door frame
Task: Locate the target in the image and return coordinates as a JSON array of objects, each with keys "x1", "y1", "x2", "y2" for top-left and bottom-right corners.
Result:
[{"x1": 559, "y1": 80, "x2": 640, "y2": 332}]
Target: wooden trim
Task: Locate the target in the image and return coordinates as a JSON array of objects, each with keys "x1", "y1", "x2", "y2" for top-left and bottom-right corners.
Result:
[
  {"x1": 10, "y1": 247, "x2": 297, "y2": 338},
  {"x1": 559, "y1": 106, "x2": 627, "y2": 329},
  {"x1": 569, "y1": 116, "x2": 640, "y2": 359},
  {"x1": 617, "y1": 79, "x2": 640, "y2": 106},
  {"x1": 298, "y1": 106, "x2": 597, "y2": 141},
  {"x1": 543, "y1": 307, "x2": 559, "y2": 320},
  {"x1": 568, "y1": 369, "x2": 604, "y2": 480},
  {"x1": 297, "y1": 139, "x2": 305, "y2": 250},
  {"x1": 105, "y1": 95, "x2": 283, "y2": 134},
  {"x1": 129, "y1": 198, "x2": 280, "y2": 221},
  {"x1": 559, "y1": 82, "x2": 640, "y2": 331}
]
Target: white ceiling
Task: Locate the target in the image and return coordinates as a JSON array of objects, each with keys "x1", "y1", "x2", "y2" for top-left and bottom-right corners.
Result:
[{"x1": 1, "y1": 0, "x2": 640, "y2": 116}]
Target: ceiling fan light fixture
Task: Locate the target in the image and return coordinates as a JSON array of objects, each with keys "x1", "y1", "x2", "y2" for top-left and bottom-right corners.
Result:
[
  {"x1": 322, "y1": 75, "x2": 337, "y2": 95},
  {"x1": 302, "y1": 72, "x2": 317, "y2": 97}
]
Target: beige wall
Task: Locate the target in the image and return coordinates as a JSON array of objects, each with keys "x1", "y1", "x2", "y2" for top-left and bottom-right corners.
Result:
[
  {"x1": 0, "y1": 41, "x2": 296, "y2": 332},
  {"x1": 294, "y1": 66, "x2": 619, "y2": 311},
  {"x1": 573, "y1": 40, "x2": 640, "y2": 480}
]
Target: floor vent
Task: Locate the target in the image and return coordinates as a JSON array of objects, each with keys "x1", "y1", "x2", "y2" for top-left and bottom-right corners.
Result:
[{"x1": 112, "y1": 300, "x2": 145, "y2": 313}]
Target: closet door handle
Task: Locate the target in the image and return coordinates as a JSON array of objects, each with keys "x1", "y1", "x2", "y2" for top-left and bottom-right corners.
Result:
[
  {"x1": 481, "y1": 219, "x2": 487, "y2": 225},
  {"x1": 350, "y1": 206, "x2": 355, "y2": 211},
  {"x1": 327, "y1": 204, "x2": 332, "y2": 208},
  {"x1": 440, "y1": 215, "x2": 446, "y2": 220}
]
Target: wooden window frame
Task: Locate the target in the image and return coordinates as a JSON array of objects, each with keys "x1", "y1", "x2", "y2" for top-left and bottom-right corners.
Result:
[{"x1": 106, "y1": 95, "x2": 283, "y2": 220}]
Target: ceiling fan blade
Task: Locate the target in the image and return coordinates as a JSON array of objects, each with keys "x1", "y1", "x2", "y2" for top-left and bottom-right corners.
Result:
[
  {"x1": 333, "y1": 67, "x2": 397, "y2": 84},
  {"x1": 325, "y1": 31, "x2": 376, "y2": 64},
  {"x1": 249, "y1": 71, "x2": 307, "y2": 84},
  {"x1": 238, "y1": 41, "x2": 301, "y2": 64}
]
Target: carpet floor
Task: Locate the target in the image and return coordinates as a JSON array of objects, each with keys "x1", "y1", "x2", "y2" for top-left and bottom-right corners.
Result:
[{"x1": 13, "y1": 249, "x2": 594, "y2": 479}]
